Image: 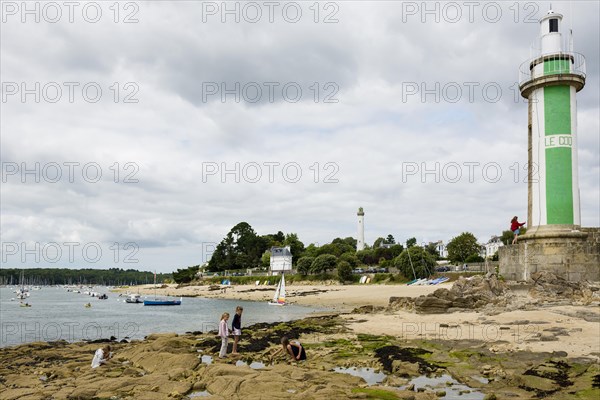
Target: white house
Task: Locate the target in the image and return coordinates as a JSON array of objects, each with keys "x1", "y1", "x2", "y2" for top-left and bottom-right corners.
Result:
[
  {"x1": 270, "y1": 246, "x2": 293, "y2": 275},
  {"x1": 485, "y1": 236, "x2": 504, "y2": 258},
  {"x1": 434, "y1": 240, "x2": 448, "y2": 258}
]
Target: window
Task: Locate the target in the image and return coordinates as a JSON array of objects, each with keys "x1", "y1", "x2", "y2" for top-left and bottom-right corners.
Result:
[{"x1": 549, "y1": 18, "x2": 558, "y2": 33}]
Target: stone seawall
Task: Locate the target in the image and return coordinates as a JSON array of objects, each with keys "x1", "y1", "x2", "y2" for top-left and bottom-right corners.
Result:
[{"x1": 499, "y1": 227, "x2": 600, "y2": 282}]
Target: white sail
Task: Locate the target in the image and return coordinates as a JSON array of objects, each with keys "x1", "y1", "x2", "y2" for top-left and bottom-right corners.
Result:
[
  {"x1": 269, "y1": 274, "x2": 286, "y2": 305},
  {"x1": 278, "y1": 274, "x2": 286, "y2": 304},
  {"x1": 271, "y1": 279, "x2": 281, "y2": 303}
]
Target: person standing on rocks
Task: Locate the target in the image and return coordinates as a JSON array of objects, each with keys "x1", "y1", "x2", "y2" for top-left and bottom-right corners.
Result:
[
  {"x1": 91, "y1": 345, "x2": 111, "y2": 368},
  {"x1": 218, "y1": 312, "x2": 230, "y2": 358},
  {"x1": 231, "y1": 306, "x2": 243, "y2": 355},
  {"x1": 511, "y1": 216, "x2": 526, "y2": 244}
]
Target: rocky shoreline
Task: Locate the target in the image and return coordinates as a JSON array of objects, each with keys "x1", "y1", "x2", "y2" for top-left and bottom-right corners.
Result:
[
  {"x1": 3, "y1": 273, "x2": 599, "y2": 399},
  {"x1": 1, "y1": 313, "x2": 599, "y2": 400}
]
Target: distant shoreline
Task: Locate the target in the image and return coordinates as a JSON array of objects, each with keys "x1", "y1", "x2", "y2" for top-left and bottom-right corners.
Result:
[
  {"x1": 112, "y1": 281, "x2": 600, "y2": 359},
  {"x1": 111, "y1": 282, "x2": 445, "y2": 312}
]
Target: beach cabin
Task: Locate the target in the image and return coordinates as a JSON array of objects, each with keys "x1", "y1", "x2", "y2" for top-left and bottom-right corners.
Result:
[{"x1": 269, "y1": 246, "x2": 293, "y2": 275}]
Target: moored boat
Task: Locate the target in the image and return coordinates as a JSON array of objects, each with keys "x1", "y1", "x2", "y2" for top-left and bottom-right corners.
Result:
[
  {"x1": 143, "y1": 271, "x2": 182, "y2": 306},
  {"x1": 143, "y1": 297, "x2": 182, "y2": 306},
  {"x1": 125, "y1": 294, "x2": 143, "y2": 303}
]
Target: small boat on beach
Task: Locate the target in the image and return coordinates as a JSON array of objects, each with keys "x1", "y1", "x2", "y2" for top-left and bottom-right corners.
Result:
[{"x1": 268, "y1": 273, "x2": 286, "y2": 306}]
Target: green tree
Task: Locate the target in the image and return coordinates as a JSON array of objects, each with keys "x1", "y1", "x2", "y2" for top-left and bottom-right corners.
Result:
[
  {"x1": 356, "y1": 249, "x2": 376, "y2": 265},
  {"x1": 310, "y1": 254, "x2": 337, "y2": 274},
  {"x1": 385, "y1": 234, "x2": 396, "y2": 244},
  {"x1": 303, "y1": 243, "x2": 319, "y2": 258},
  {"x1": 296, "y1": 256, "x2": 314, "y2": 275},
  {"x1": 173, "y1": 265, "x2": 200, "y2": 284},
  {"x1": 446, "y1": 232, "x2": 481, "y2": 264},
  {"x1": 394, "y1": 247, "x2": 436, "y2": 279},
  {"x1": 261, "y1": 251, "x2": 271, "y2": 268},
  {"x1": 373, "y1": 237, "x2": 385, "y2": 248},
  {"x1": 425, "y1": 242, "x2": 440, "y2": 260},
  {"x1": 465, "y1": 254, "x2": 484, "y2": 263},
  {"x1": 317, "y1": 242, "x2": 354, "y2": 257},
  {"x1": 390, "y1": 244, "x2": 404, "y2": 258},
  {"x1": 339, "y1": 252, "x2": 360, "y2": 268},
  {"x1": 337, "y1": 260, "x2": 353, "y2": 283},
  {"x1": 406, "y1": 237, "x2": 417, "y2": 248},
  {"x1": 284, "y1": 233, "x2": 305, "y2": 265},
  {"x1": 336, "y1": 237, "x2": 357, "y2": 249},
  {"x1": 208, "y1": 222, "x2": 267, "y2": 272}
]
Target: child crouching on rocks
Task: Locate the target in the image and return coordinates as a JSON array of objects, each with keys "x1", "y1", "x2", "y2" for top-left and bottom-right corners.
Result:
[
  {"x1": 269, "y1": 336, "x2": 306, "y2": 362},
  {"x1": 91, "y1": 345, "x2": 112, "y2": 368}
]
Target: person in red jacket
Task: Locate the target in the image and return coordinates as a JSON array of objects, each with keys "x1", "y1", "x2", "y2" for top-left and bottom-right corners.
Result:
[{"x1": 511, "y1": 216, "x2": 526, "y2": 244}]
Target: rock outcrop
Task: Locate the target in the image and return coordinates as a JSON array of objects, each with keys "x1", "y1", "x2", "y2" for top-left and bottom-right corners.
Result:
[
  {"x1": 529, "y1": 271, "x2": 596, "y2": 304},
  {"x1": 389, "y1": 274, "x2": 510, "y2": 314}
]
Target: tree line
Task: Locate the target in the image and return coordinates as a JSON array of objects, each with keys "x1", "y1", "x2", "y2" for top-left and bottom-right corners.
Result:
[
  {"x1": 175, "y1": 222, "x2": 500, "y2": 283},
  {"x1": 0, "y1": 268, "x2": 172, "y2": 286}
]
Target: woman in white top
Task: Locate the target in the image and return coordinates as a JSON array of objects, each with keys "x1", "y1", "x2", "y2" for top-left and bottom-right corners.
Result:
[{"x1": 91, "y1": 345, "x2": 111, "y2": 368}]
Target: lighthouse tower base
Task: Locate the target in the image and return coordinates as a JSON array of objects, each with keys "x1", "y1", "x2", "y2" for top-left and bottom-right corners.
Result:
[{"x1": 499, "y1": 227, "x2": 600, "y2": 282}]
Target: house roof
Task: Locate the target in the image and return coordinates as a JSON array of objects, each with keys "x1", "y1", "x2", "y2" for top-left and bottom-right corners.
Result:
[{"x1": 271, "y1": 246, "x2": 292, "y2": 257}]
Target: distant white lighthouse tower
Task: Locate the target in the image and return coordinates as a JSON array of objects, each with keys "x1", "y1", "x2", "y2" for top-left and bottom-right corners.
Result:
[
  {"x1": 357, "y1": 207, "x2": 365, "y2": 251},
  {"x1": 518, "y1": 8, "x2": 586, "y2": 230}
]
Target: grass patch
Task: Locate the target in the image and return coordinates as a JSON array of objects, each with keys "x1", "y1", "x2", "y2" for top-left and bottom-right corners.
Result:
[
  {"x1": 322, "y1": 339, "x2": 354, "y2": 348},
  {"x1": 335, "y1": 350, "x2": 358, "y2": 358},
  {"x1": 448, "y1": 349, "x2": 499, "y2": 363},
  {"x1": 351, "y1": 388, "x2": 399, "y2": 400},
  {"x1": 574, "y1": 388, "x2": 600, "y2": 399},
  {"x1": 357, "y1": 334, "x2": 393, "y2": 352}
]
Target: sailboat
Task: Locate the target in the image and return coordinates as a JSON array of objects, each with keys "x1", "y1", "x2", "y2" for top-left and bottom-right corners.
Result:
[
  {"x1": 143, "y1": 271, "x2": 182, "y2": 306},
  {"x1": 16, "y1": 270, "x2": 29, "y2": 300},
  {"x1": 268, "y1": 273, "x2": 286, "y2": 306}
]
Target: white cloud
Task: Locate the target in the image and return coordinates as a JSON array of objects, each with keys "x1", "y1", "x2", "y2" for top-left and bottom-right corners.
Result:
[{"x1": 1, "y1": 1, "x2": 598, "y2": 272}]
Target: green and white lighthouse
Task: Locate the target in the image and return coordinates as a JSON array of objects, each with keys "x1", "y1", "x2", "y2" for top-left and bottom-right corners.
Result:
[
  {"x1": 519, "y1": 9, "x2": 586, "y2": 230},
  {"x1": 500, "y1": 8, "x2": 598, "y2": 283}
]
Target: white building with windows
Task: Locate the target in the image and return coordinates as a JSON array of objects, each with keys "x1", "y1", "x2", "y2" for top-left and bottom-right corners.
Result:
[
  {"x1": 434, "y1": 240, "x2": 448, "y2": 258},
  {"x1": 485, "y1": 236, "x2": 504, "y2": 258},
  {"x1": 270, "y1": 246, "x2": 293, "y2": 275}
]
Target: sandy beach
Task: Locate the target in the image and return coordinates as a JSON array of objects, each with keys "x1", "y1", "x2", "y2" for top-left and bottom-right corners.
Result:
[
  {"x1": 2, "y1": 277, "x2": 598, "y2": 399},
  {"x1": 119, "y1": 282, "x2": 445, "y2": 309},
  {"x1": 116, "y1": 280, "x2": 600, "y2": 359}
]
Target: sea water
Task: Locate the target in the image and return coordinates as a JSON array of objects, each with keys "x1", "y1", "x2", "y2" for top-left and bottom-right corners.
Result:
[{"x1": 0, "y1": 286, "x2": 324, "y2": 347}]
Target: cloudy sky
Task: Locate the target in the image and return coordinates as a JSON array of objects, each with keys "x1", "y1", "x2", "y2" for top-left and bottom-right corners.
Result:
[{"x1": 1, "y1": 1, "x2": 598, "y2": 272}]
